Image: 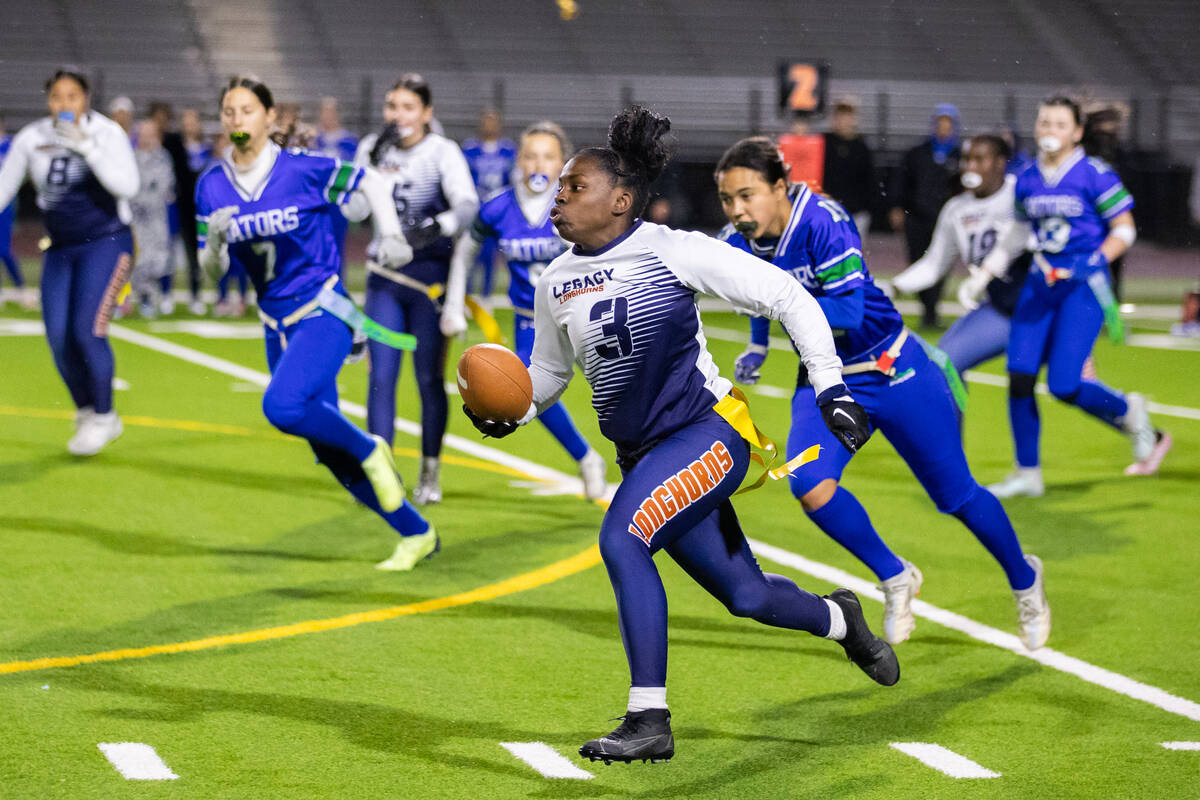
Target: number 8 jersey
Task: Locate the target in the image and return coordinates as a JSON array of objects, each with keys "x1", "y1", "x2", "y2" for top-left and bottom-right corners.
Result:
[
  {"x1": 195, "y1": 143, "x2": 364, "y2": 316},
  {"x1": 529, "y1": 220, "x2": 844, "y2": 460}
]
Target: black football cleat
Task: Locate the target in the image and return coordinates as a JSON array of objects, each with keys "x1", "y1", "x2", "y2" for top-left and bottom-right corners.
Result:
[
  {"x1": 827, "y1": 588, "x2": 900, "y2": 686},
  {"x1": 579, "y1": 709, "x2": 674, "y2": 764}
]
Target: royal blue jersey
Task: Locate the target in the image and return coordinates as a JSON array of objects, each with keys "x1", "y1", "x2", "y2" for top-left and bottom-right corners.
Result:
[
  {"x1": 1014, "y1": 147, "x2": 1134, "y2": 269},
  {"x1": 461, "y1": 137, "x2": 517, "y2": 196},
  {"x1": 195, "y1": 145, "x2": 362, "y2": 317},
  {"x1": 720, "y1": 184, "x2": 904, "y2": 365},
  {"x1": 472, "y1": 187, "x2": 567, "y2": 310},
  {"x1": 315, "y1": 128, "x2": 359, "y2": 163}
]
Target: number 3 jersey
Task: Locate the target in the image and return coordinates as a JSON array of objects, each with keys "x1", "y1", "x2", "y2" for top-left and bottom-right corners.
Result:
[
  {"x1": 1014, "y1": 147, "x2": 1133, "y2": 269},
  {"x1": 720, "y1": 183, "x2": 903, "y2": 365},
  {"x1": 529, "y1": 220, "x2": 843, "y2": 459},
  {"x1": 195, "y1": 144, "x2": 363, "y2": 316},
  {"x1": 472, "y1": 185, "x2": 567, "y2": 311}
]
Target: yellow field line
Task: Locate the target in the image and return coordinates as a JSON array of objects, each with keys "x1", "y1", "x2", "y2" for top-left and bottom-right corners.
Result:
[
  {"x1": 0, "y1": 545, "x2": 601, "y2": 676},
  {"x1": 0, "y1": 404, "x2": 551, "y2": 480}
]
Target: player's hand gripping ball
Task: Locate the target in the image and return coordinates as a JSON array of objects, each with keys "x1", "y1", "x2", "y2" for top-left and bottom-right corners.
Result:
[{"x1": 457, "y1": 344, "x2": 533, "y2": 438}]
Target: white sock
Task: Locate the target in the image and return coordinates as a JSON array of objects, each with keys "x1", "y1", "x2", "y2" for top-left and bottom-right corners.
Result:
[
  {"x1": 824, "y1": 599, "x2": 847, "y2": 641},
  {"x1": 627, "y1": 685, "x2": 667, "y2": 712}
]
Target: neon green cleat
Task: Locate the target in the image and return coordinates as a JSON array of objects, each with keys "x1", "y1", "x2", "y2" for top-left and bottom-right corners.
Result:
[
  {"x1": 361, "y1": 435, "x2": 405, "y2": 512},
  {"x1": 376, "y1": 526, "x2": 439, "y2": 571}
]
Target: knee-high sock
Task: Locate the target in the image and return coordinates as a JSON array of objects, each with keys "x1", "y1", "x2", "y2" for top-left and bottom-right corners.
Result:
[
  {"x1": 313, "y1": 443, "x2": 430, "y2": 537},
  {"x1": 805, "y1": 487, "x2": 905, "y2": 581},
  {"x1": 952, "y1": 486, "x2": 1036, "y2": 590}
]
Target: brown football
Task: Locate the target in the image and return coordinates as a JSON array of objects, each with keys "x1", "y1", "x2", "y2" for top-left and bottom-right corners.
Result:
[{"x1": 456, "y1": 344, "x2": 533, "y2": 422}]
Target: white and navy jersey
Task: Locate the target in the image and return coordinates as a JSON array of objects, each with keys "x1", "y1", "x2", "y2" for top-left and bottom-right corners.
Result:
[
  {"x1": 195, "y1": 144, "x2": 363, "y2": 318},
  {"x1": 0, "y1": 112, "x2": 138, "y2": 248},
  {"x1": 353, "y1": 132, "x2": 477, "y2": 268},
  {"x1": 472, "y1": 186, "x2": 566, "y2": 310},
  {"x1": 1015, "y1": 147, "x2": 1134, "y2": 268},
  {"x1": 892, "y1": 175, "x2": 1030, "y2": 313},
  {"x1": 529, "y1": 221, "x2": 843, "y2": 458}
]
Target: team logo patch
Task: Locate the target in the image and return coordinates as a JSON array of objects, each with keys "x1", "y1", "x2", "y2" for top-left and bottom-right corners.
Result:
[{"x1": 627, "y1": 440, "x2": 735, "y2": 546}]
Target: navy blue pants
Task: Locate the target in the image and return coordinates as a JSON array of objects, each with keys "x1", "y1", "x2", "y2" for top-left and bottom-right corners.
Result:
[
  {"x1": 601, "y1": 410, "x2": 831, "y2": 687},
  {"x1": 0, "y1": 203, "x2": 22, "y2": 288},
  {"x1": 938, "y1": 302, "x2": 1010, "y2": 375},
  {"x1": 365, "y1": 271, "x2": 448, "y2": 457},
  {"x1": 41, "y1": 230, "x2": 133, "y2": 414}
]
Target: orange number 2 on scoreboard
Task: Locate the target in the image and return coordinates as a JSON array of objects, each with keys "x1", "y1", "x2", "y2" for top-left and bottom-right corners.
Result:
[{"x1": 788, "y1": 64, "x2": 819, "y2": 111}]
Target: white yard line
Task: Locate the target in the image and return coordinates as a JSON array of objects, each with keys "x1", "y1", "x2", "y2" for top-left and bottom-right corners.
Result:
[
  {"x1": 107, "y1": 324, "x2": 1200, "y2": 724},
  {"x1": 748, "y1": 538, "x2": 1200, "y2": 723},
  {"x1": 500, "y1": 742, "x2": 593, "y2": 779},
  {"x1": 97, "y1": 742, "x2": 179, "y2": 781},
  {"x1": 888, "y1": 742, "x2": 1001, "y2": 778},
  {"x1": 1160, "y1": 741, "x2": 1200, "y2": 751}
]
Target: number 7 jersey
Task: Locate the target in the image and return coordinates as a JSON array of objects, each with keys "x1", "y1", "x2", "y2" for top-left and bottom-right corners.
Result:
[
  {"x1": 195, "y1": 144, "x2": 363, "y2": 315},
  {"x1": 529, "y1": 220, "x2": 843, "y2": 459}
]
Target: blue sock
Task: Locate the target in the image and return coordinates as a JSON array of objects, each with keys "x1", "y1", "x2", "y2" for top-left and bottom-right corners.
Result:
[
  {"x1": 806, "y1": 487, "x2": 905, "y2": 581},
  {"x1": 952, "y1": 486, "x2": 1036, "y2": 590},
  {"x1": 312, "y1": 443, "x2": 430, "y2": 537},
  {"x1": 1074, "y1": 380, "x2": 1127, "y2": 430},
  {"x1": 539, "y1": 401, "x2": 590, "y2": 461},
  {"x1": 1009, "y1": 395, "x2": 1040, "y2": 468}
]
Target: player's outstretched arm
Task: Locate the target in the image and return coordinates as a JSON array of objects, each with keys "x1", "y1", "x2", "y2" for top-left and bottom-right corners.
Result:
[
  {"x1": 673, "y1": 231, "x2": 844, "y2": 397},
  {"x1": 357, "y1": 168, "x2": 412, "y2": 268},
  {"x1": 0, "y1": 128, "x2": 32, "y2": 211},
  {"x1": 892, "y1": 205, "x2": 958, "y2": 294},
  {"x1": 527, "y1": 276, "x2": 576, "y2": 414},
  {"x1": 441, "y1": 233, "x2": 480, "y2": 337}
]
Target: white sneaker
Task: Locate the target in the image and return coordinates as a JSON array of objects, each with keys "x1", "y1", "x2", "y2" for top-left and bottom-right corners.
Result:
[
  {"x1": 988, "y1": 466, "x2": 1044, "y2": 498},
  {"x1": 579, "y1": 449, "x2": 607, "y2": 500},
  {"x1": 73, "y1": 405, "x2": 95, "y2": 432},
  {"x1": 360, "y1": 435, "x2": 405, "y2": 512},
  {"x1": 376, "y1": 526, "x2": 439, "y2": 571},
  {"x1": 68, "y1": 410, "x2": 123, "y2": 456},
  {"x1": 879, "y1": 560, "x2": 923, "y2": 644},
  {"x1": 412, "y1": 457, "x2": 442, "y2": 505},
  {"x1": 19, "y1": 287, "x2": 39, "y2": 311},
  {"x1": 188, "y1": 298, "x2": 207, "y2": 315},
  {"x1": 1123, "y1": 392, "x2": 1156, "y2": 462},
  {"x1": 159, "y1": 296, "x2": 176, "y2": 315},
  {"x1": 1013, "y1": 554, "x2": 1051, "y2": 650}
]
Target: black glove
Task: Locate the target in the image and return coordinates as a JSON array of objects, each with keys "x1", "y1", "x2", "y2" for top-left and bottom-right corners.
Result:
[
  {"x1": 462, "y1": 404, "x2": 518, "y2": 439},
  {"x1": 816, "y1": 384, "x2": 871, "y2": 454},
  {"x1": 404, "y1": 216, "x2": 443, "y2": 250}
]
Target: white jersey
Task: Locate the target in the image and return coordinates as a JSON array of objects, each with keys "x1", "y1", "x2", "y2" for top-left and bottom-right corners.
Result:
[
  {"x1": 0, "y1": 111, "x2": 138, "y2": 247},
  {"x1": 892, "y1": 175, "x2": 1018, "y2": 294},
  {"x1": 530, "y1": 221, "x2": 843, "y2": 458},
  {"x1": 348, "y1": 131, "x2": 477, "y2": 259}
]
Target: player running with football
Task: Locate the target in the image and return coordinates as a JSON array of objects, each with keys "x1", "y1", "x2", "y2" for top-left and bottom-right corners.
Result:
[
  {"x1": 344, "y1": 74, "x2": 479, "y2": 506},
  {"x1": 442, "y1": 120, "x2": 608, "y2": 499},
  {"x1": 196, "y1": 77, "x2": 437, "y2": 572},
  {"x1": 717, "y1": 137, "x2": 1049, "y2": 650},
  {"x1": 465, "y1": 106, "x2": 899, "y2": 764},
  {"x1": 979, "y1": 96, "x2": 1171, "y2": 496},
  {"x1": 0, "y1": 69, "x2": 139, "y2": 455}
]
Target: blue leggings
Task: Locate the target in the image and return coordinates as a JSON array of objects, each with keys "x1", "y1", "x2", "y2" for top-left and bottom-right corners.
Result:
[
  {"x1": 40, "y1": 230, "x2": 133, "y2": 414},
  {"x1": 264, "y1": 311, "x2": 428, "y2": 537},
  {"x1": 1006, "y1": 274, "x2": 1128, "y2": 467},
  {"x1": 601, "y1": 411, "x2": 831, "y2": 687},
  {"x1": 938, "y1": 302, "x2": 1010, "y2": 375},
  {"x1": 0, "y1": 203, "x2": 22, "y2": 288},
  {"x1": 514, "y1": 312, "x2": 590, "y2": 461},
  {"x1": 788, "y1": 337, "x2": 1034, "y2": 590},
  {"x1": 364, "y1": 272, "x2": 449, "y2": 457}
]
